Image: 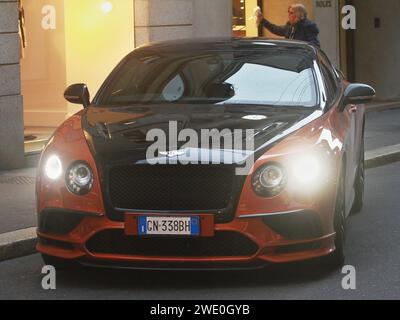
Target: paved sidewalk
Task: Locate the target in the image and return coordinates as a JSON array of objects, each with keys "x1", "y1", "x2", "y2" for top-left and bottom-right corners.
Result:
[
  {"x1": 365, "y1": 108, "x2": 400, "y2": 151},
  {"x1": 0, "y1": 168, "x2": 36, "y2": 234},
  {"x1": 0, "y1": 108, "x2": 399, "y2": 235}
]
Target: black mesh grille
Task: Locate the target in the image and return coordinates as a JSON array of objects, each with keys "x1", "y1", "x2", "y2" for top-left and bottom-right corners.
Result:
[
  {"x1": 38, "y1": 209, "x2": 85, "y2": 235},
  {"x1": 86, "y1": 229, "x2": 259, "y2": 257},
  {"x1": 262, "y1": 210, "x2": 322, "y2": 240},
  {"x1": 108, "y1": 164, "x2": 235, "y2": 211}
]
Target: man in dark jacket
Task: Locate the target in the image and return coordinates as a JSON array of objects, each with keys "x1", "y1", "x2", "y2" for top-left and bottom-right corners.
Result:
[{"x1": 257, "y1": 4, "x2": 320, "y2": 47}]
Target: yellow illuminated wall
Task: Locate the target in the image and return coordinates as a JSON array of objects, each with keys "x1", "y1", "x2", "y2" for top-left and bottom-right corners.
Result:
[
  {"x1": 22, "y1": 0, "x2": 134, "y2": 126},
  {"x1": 245, "y1": 0, "x2": 259, "y2": 37},
  {"x1": 64, "y1": 0, "x2": 134, "y2": 116},
  {"x1": 21, "y1": 0, "x2": 68, "y2": 127}
]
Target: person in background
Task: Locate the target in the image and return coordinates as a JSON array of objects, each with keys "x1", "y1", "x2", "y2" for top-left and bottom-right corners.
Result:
[{"x1": 257, "y1": 4, "x2": 320, "y2": 47}]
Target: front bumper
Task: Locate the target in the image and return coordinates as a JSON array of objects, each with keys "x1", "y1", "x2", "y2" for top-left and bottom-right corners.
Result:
[{"x1": 37, "y1": 208, "x2": 336, "y2": 270}]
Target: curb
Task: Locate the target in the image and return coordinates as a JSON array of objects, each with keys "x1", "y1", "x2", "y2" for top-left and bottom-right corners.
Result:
[
  {"x1": 366, "y1": 101, "x2": 400, "y2": 113},
  {"x1": 365, "y1": 144, "x2": 400, "y2": 169},
  {"x1": 1, "y1": 145, "x2": 400, "y2": 263},
  {"x1": 0, "y1": 228, "x2": 37, "y2": 262}
]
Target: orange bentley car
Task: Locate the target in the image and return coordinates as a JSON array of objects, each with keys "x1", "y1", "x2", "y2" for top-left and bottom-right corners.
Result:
[{"x1": 36, "y1": 38, "x2": 375, "y2": 270}]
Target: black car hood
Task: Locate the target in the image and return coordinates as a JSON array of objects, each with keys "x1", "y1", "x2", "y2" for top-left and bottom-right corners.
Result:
[{"x1": 82, "y1": 104, "x2": 322, "y2": 165}]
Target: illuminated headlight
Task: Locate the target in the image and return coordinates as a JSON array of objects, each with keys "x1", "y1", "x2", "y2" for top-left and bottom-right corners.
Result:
[
  {"x1": 290, "y1": 155, "x2": 321, "y2": 185},
  {"x1": 44, "y1": 155, "x2": 63, "y2": 180},
  {"x1": 66, "y1": 162, "x2": 93, "y2": 195},
  {"x1": 252, "y1": 164, "x2": 287, "y2": 197}
]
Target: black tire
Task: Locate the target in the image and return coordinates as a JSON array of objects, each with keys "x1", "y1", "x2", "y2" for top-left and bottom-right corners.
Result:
[
  {"x1": 323, "y1": 171, "x2": 346, "y2": 269},
  {"x1": 41, "y1": 254, "x2": 79, "y2": 270},
  {"x1": 351, "y1": 131, "x2": 365, "y2": 214}
]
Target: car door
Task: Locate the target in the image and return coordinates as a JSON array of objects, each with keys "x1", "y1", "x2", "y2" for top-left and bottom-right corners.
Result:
[{"x1": 318, "y1": 53, "x2": 357, "y2": 216}]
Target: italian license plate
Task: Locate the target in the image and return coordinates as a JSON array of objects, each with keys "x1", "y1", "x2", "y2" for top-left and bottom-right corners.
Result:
[{"x1": 138, "y1": 216, "x2": 200, "y2": 236}]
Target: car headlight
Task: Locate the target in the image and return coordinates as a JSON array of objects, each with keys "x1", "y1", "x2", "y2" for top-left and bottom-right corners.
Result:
[
  {"x1": 66, "y1": 161, "x2": 93, "y2": 195},
  {"x1": 252, "y1": 163, "x2": 287, "y2": 197},
  {"x1": 290, "y1": 154, "x2": 321, "y2": 185},
  {"x1": 44, "y1": 155, "x2": 63, "y2": 180}
]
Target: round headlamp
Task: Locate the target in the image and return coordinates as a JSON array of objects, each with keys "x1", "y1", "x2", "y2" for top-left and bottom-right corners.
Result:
[
  {"x1": 66, "y1": 161, "x2": 93, "y2": 195},
  {"x1": 252, "y1": 163, "x2": 287, "y2": 197},
  {"x1": 44, "y1": 155, "x2": 63, "y2": 180}
]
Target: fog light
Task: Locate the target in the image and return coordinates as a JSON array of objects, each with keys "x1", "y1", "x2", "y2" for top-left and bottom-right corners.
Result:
[
  {"x1": 44, "y1": 155, "x2": 62, "y2": 180},
  {"x1": 66, "y1": 162, "x2": 93, "y2": 195}
]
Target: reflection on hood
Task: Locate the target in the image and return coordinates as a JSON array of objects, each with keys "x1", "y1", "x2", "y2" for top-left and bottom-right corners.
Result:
[{"x1": 83, "y1": 104, "x2": 319, "y2": 164}]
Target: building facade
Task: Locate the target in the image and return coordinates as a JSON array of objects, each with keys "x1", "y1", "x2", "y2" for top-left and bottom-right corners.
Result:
[
  {"x1": 0, "y1": 0, "x2": 24, "y2": 168},
  {"x1": 0, "y1": 0, "x2": 398, "y2": 169}
]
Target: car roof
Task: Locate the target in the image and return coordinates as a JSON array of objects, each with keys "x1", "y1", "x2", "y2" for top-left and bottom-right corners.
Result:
[{"x1": 134, "y1": 37, "x2": 318, "y2": 56}]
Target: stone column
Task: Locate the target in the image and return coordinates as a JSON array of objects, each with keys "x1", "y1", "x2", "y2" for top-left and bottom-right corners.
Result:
[
  {"x1": 134, "y1": 0, "x2": 232, "y2": 47},
  {"x1": 0, "y1": 0, "x2": 24, "y2": 169},
  {"x1": 192, "y1": 0, "x2": 232, "y2": 38},
  {"x1": 134, "y1": 0, "x2": 193, "y2": 47}
]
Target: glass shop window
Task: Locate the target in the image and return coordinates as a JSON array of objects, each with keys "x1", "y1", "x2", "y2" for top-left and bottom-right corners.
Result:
[{"x1": 232, "y1": 0, "x2": 261, "y2": 38}]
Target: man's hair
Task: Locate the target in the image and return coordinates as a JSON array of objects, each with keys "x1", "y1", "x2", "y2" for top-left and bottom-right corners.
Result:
[{"x1": 290, "y1": 4, "x2": 308, "y2": 20}]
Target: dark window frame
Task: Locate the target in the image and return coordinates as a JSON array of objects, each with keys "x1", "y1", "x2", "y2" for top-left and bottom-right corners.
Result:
[{"x1": 317, "y1": 51, "x2": 342, "y2": 109}]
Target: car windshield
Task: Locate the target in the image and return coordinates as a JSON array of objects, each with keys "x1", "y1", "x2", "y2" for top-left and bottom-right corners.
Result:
[{"x1": 96, "y1": 49, "x2": 318, "y2": 108}]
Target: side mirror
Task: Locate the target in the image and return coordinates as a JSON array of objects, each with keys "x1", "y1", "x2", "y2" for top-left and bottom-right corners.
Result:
[
  {"x1": 340, "y1": 83, "x2": 376, "y2": 111},
  {"x1": 64, "y1": 83, "x2": 90, "y2": 108}
]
